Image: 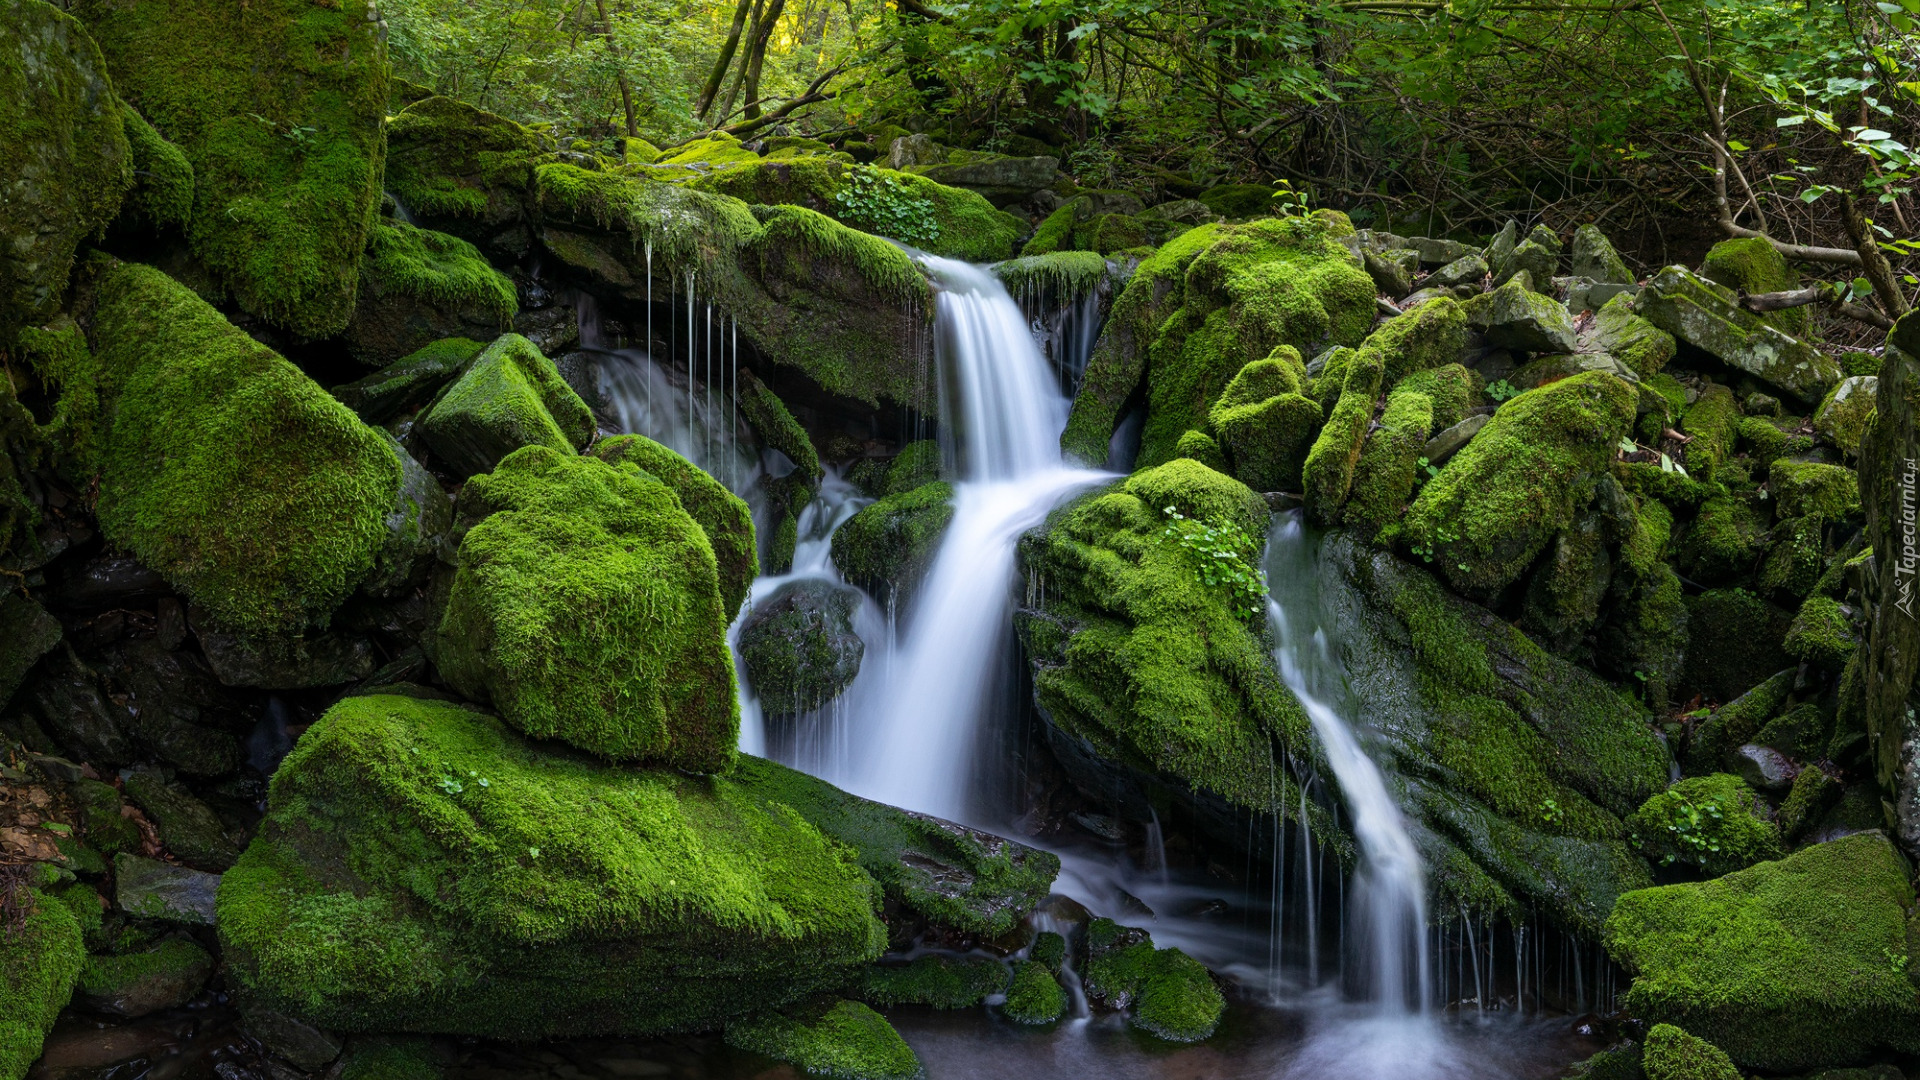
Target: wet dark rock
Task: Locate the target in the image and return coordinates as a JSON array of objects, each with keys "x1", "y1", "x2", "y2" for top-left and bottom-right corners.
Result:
[
  {"x1": 361, "y1": 437, "x2": 454, "y2": 599},
  {"x1": 239, "y1": 1005, "x2": 342, "y2": 1071},
  {"x1": 77, "y1": 936, "x2": 215, "y2": 1017},
  {"x1": 114, "y1": 853, "x2": 221, "y2": 925},
  {"x1": 26, "y1": 647, "x2": 136, "y2": 767},
  {"x1": 515, "y1": 303, "x2": 580, "y2": 356},
  {"x1": 97, "y1": 638, "x2": 247, "y2": 776},
  {"x1": 122, "y1": 766, "x2": 242, "y2": 871},
  {"x1": 48, "y1": 554, "x2": 172, "y2": 610},
  {"x1": 1733, "y1": 743, "x2": 1799, "y2": 792},
  {"x1": 191, "y1": 609, "x2": 378, "y2": 691},
  {"x1": 738, "y1": 581, "x2": 864, "y2": 715},
  {"x1": 329, "y1": 338, "x2": 485, "y2": 425},
  {"x1": 0, "y1": 591, "x2": 62, "y2": 708}
]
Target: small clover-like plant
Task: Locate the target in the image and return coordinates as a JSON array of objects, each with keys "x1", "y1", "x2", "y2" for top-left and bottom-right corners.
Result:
[{"x1": 1159, "y1": 504, "x2": 1268, "y2": 619}]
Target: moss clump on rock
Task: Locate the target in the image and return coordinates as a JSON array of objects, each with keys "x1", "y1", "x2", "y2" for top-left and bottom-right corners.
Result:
[
  {"x1": 1206, "y1": 347, "x2": 1321, "y2": 492},
  {"x1": 830, "y1": 481, "x2": 954, "y2": 604},
  {"x1": 1303, "y1": 352, "x2": 1384, "y2": 522},
  {"x1": 1681, "y1": 383, "x2": 1740, "y2": 483},
  {"x1": 1683, "y1": 589, "x2": 1794, "y2": 704},
  {"x1": 592, "y1": 434, "x2": 757, "y2": 620},
  {"x1": 84, "y1": 258, "x2": 401, "y2": 635},
  {"x1": 1016, "y1": 460, "x2": 1310, "y2": 809},
  {"x1": 115, "y1": 99, "x2": 192, "y2": 232},
  {"x1": 1674, "y1": 495, "x2": 1768, "y2": 585},
  {"x1": 852, "y1": 955, "x2": 1010, "y2": 1009},
  {"x1": 1081, "y1": 919, "x2": 1224, "y2": 1043},
  {"x1": 1003, "y1": 961, "x2": 1068, "y2": 1025},
  {"x1": 1344, "y1": 390, "x2": 1434, "y2": 536},
  {"x1": 74, "y1": 0, "x2": 389, "y2": 337},
  {"x1": 0, "y1": 876, "x2": 86, "y2": 1080},
  {"x1": 217, "y1": 693, "x2": 888, "y2": 1038},
  {"x1": 76, "y1": 935, "x2": 214, "y2": 1017},
  {"x1": 737, "y1": 581, "x2": 864, "y2": 715},
  {"x1": 432, "y1": 445, "x2": 738, "y2": 770},
  {"x1": 725, "y1": 1000, "x2": 923, "y2": 1080},
  {"x1": 1606, "y1": 833, "x2": 1920, "y2": 1071},
  {"x1": 1784, "y1": 594, "x2": 1855, "y2": 670},
  {"x1": 1770, "y1": 460, "x2": 1859, "y2": 520},
  {"x1": 384, "y1": 95, "x2": 545, "y2": 248},
  {"x1": 346, "y1": 219, "x2": 518, "y2": 366},
  {"x1": 0, "y1": 0, "x2": 132, "y2": 336},
  {"x1": 1701, "y1": 237, "x2": 1805, "y2": 336},
  {"x1": 1397, "y1": 371, "x2": 1636, "y2": 599},
  {"x1": 1625, "y1": 774, "x2": 1780, "y2": 877},
  {"x1": 419, "y1": 333, "x2": 594, "y2": 479},
  {"x1": 1642, "y1": 1024, "x2": 1741, "y2": 1080},
  {"x1": 1393, "y1": 363, "x2": 1476, "y2": 431}
]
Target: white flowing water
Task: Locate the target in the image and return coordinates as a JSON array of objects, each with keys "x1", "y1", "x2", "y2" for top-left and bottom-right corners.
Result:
[{"x1": 848, "y1": 257, "x2": 1107, "y2": 820}]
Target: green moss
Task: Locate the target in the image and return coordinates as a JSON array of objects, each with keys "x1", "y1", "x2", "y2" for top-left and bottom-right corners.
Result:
[
  {"x1": 1842, "y1": 350, "x2": 1882, "y2": 378},
  {"x1": 84, "y1": 258, "x2": 400, "y2": 634},
  {"x1": 1601, "y1": 559, "x2": 1688, "y2": 707},
  {"x1": 1734, "y1": 415, "x2": 1789, "y2": 466},
  {"x1": 1784, "y1": 594, "x2": 1855, "y2": 669},
  {"x1": 1681, "y1": 383, "x2": 1740, "y2": 484},
  {"x1": 1616, "y1": 459, "x2": 1718, "y2": 512},
  {"x1": 1775, "y1": 766, "x2": 1840, "y2": 842},
  {"x1": 1702, "y1": 237, "x2": 1805, "y2": 336},
  {"x1": 1081, "y1": 920, "x2": 1224, "y2": 1042},
  {"x1": 1683, "y1": 589, "x2": 1794, "y2": 704},
  {"x1": 880, "y1": 440, "x2": 941, "y2": 495},
  {"x1": 1020, "y1": 198, "x2": 1084, "y2": 256},
  {"x1": 75, "y1": 0, "x2": 388, "y2": 337},
  {"x1": 1770, "y1": 460, "x2": 1860, "y2": 519},
  {"x1": 994, "y1": 250, "x2": 1111, "y2": 298},
  {"x1": 385, "y1": 96, "x2": 544, "y2": 232},
  {"x1": 0, "y1": 0, "x2": 132, "y2": 336},
  {"x1": 116, "y1": 99, "x2": 192, "y2": 231},
  {"x1": 1626, "y1": 774, "x2": 1780, "y2": 876},
  {"x1": 592, "y1": 434, "x2": 757, "y2": 620},
  {"x1": 1566, "y1": 1041, "x2": 1645, "y2": 1080},
  {"x1": 15, "y1": 316, "x2": 104, "y2": 482},
  {"x1": 1592, "y1": 292, "x2": 1678, "y2": 380},
  {"x1": 331, "y1": 336, "x2": 484, "y2": 424},
  {"x1": 1002, "y1": 961, "x2": 1067, "y2": 1024},
  {"x1": 418, "y1": 333, "x2": 594, "y2": 478},
  {"x1": 1344, "y1": 390, "x2": 1433, "y2": 536},
  {"x1": 0, "y1": 880, "x2": 86, "y2": 1080},
  {"x1": 337, "y1": 1038, "x2": 440, "y2": 1080},
  {"x1": 1030, "y1": 930, "x2": 1067, "y2": 970},
  {"x1": 1757, "y1": 513, "x2": 1827, "y2": 599},
  {"x1": 78, "y1": 935, "x2": 212, "y2": 1004},
  {"x1": 1393, "y1": 363, "x2": 1476, "y2": 431},
  {"x1": 216, "y1": 694, "x2": 887, "y2": 1037},
  {"x1": 1619, "y1": 498, "x2": 1674, "y2": 578},
  {"x1": 730, "y1": 756, "x2": 1055, "y2": 935},
  {"x1": 1173, "y1": 428, "x2": 1229, "y2": 471},
  {"x1": 1197, "y1": 184, "x2": 1278, "y2": 218},
  {"x1": 1397, "y1": 371, "x2": 1636, "y2": 598},
  {"x1": 1017, "y1": 462, "x2": 1309, "y2": 810},
  {"x1": 737, "y1": 369, "x2": 823, "y2": 483},
  {"x1": 726, "y1": 1000, "x2": 922, "y2": 1080},
  {"x1": 852, "y1": 955, "x2": 1009, "y2": 1009},
  {"x1": 1207, "y1": 347, "x2": 1320, "y2": 492},
  {"x1": 1674, "y1": 495, "x2": 1767, "y2": 584},
  {"x1": 433, "y1": 446, "x2": 738, "y2": 770},
  {"x1": 829, "y1": 481, "x2": 954, "y2": 602},
  {"x1": 1642, "y1": 1024, "x2": 1741, "y2": 1080},
  {"x1": 1302, "y1": 352, "x2": 1383, "y2": 523},
  {"x1": 1370, "y1": 297, "x2": 1469, "y2": 391},
  {"x1": 349, "y1": 219, "x2": 518, "y2": 364},
  {"x1": 1684, "y1": 668, "x2": 1794, "y2": 774},
  {"x1": 1606, "y1": 834, "x2": 1920, "y2": 1070},
  {"x1": 1813, "y1": 376, "x2": 1875, "y2": 458}
]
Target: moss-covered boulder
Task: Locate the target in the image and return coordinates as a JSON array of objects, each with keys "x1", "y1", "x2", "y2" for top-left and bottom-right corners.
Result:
[
  {"x1": 1344, "y1": 389, "x2": 1433, "y2": 536},
  {"x1": 418, "y1": 333, "x2": 594, "y2": 479},
  {"x1": 687, "y1": 156, "x2": 1023, "y2": 262},
  {"x1": 330, "y1": 337, "x2": 485, "y2": 424},
  {"x1": 113, "y1": 99, "x2": 192, "y2": 234},
  {"x1": 1206, "y1": 347, "x2": 1320, "y2": 492},
  {"x1": 591, "y1": 434, "x2": 757, "y2": 620},
  {"x1": 1625, "y1": 774, "x2": 1781, "y2": 877},
  {"x1": 851, "y1": 955, "x2": 1009, "y2": 1009},
  {"x1": 1582, "y1": 293, "x2": 1675, "y2": 380},
  {"x1": 738, "y1": 580, "x2": 864, "y2": 715},
  {"x1": 1702, "y1": 237, "x2": 1805, "y2": 336},
  {"x1": 1397, "y1": 371, "x2": 1637, "y2": 599},
  {"x1": 1323, "y1": 532, "x2": 1667, "y2": 932},
  {"x1": 76, "y1": 935, "x2": 213, "y2": 1017},
  {"x1": 532, "y1": 166, "x2": 935, "y2": 412},
  {"x1": 1771, "y1": 460, "x2": 1859, "y2": 519},
  {"x1": 1784, "y1": 594, "x2": 1856, "y2": 670},
  {"x1": 1606, "y1": 833, "x2": 1920, "y2": 1071},
  {"x1": 1002, "y1": 960, "x2": 1068, "y2": 1025},
  {"x1": 1674, "y1": 495, "x2": 1767, "y2": 584},
  {"x1": 1683, "y1": 589, "x2": 1794, "y2": 704},
  {"x1": 1813, "y1": 375, "x2": 1876, "y2": 457},
  {"x1": 0, "y1": 0, "x2": 132, "y2": 336},
  {"x1": 1081, "y1": 919, "x2": 1224, "y2": 1042},
  {"x1": 1303, "y1": 351, "x2": 1383, "y2": 522},
  {"x1": 83, "y1": 259, "x2": 402, "y2": 635},
  {"x1": 1572, "y1": 224, "x2": 1635, "y2": 285},
  {"x1": 1016, "y1": 460, "x2": 1310, "y2": 808},
  {"x1": 216, "y1": 693, "x2": 888, "y2": 1038},
  {"x1": 830, "y1": 481, "x2": 953, "y2": 604},
  {"x1": 0, "y1": 874, "x2": 86, "y2": 1080},
  {"x1": 431, "y1": 445, "x2": 737, "y2": 770},
  {"x1": 384, "y1": 95, "x2": 546, "y2": 257},
  {"x1": 726, "y1": 1000, "x2": 922, "y2": 1080},
  {"x1": 1637, "y1": 267, "x2": 1841, "y2": 404},
  {"x1": 1470, "y1": 279, "x2": 1576, "y2": 354},
  {"x1": 345, "y1": 220, "x2": 518, "y2": 366},
  {"x1": 74, "y1": 0, "x2": 389, "y2": 338},
  {"x1": 1063, "y1": 213, "x2": 1376, "y2": 466},
  {"x1": 1642, "y1": 1024, "x2": 1741, "y2": 1080}
]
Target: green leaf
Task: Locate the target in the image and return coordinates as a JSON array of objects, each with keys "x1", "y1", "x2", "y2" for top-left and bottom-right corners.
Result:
[
  {"x1": 1778, "y1": 115, "x2": 1808, "y2": 127},
  {"x1": 1726, "y1": 138, "x2": 1749, "y2": 151}
]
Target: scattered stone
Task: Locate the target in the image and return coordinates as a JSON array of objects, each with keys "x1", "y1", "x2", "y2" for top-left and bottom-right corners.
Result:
[
  {"x1": 241, "y1": 1003, "x2": 344, "y2": 1071},
  {"x1": 77, "y1": 937, "x2": 214, "y2": 1017},
  {"x1": 121, "y1": 766, "x2": 241, "y2": 871},
  {"x1": 738, "y1": 581, "x2": 865, "y2": 715},
  {"x1": 1476, "y1": 279, "x2": 1578, "y2": 354},
  {"x1": 1813, "y1": 375, "x2": 1876, "y2": 457},
  {"x1": 1427, "y1": 254, "x2": 1488, "y2": 289},
  {"x1": 418, "y1": 333, "x2": 595, "y2": 478},
  {"x1": 1732, "y1": 743, "x2": 1798, "y2": 792},
  {"x1": 1636, "y1": 266, "x2": 1842, "y2": 403},
  {"x1": 0, "y1": 591, "x2": 62, "y2": 708},
  {"x1": 330, "y1": 338, "x2": 486, "y2": 424},
  {"x1": 1572, "y1": 224, "x2": 1634, "y2": 284},
  {"x1": 1422, "y1": 413, "x2": 1490, "y2": 466},
  {"x1": 114, "y1": 854, "x2": 220, "y2": 925},
  {"x1": 1407, "y1": 236, "x2": 1478, "y2": 266},
  {"x1": 192, "y1": 614, "x2": 379, "y2": 691}
]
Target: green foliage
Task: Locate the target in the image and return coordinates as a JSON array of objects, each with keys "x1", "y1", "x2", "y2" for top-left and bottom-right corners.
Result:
[
  {"x1": 726, "y1": 1000, "x2": 922, "y2": 1080},
  {"x1": 833, "y1": 165, "x2": 941, "y2": 248},
  {"x1": 1157, "y1": 503, "x2": 1268, "y2": 619},
  {"x1": 1002, "y1": 961, "x2": 1068, "y2": 1024},
  {"x1": 433, "y1": 445, "x2": 739, "y2": 770},
  {"x1": 1626, "y1": 774, "x2": 1781, "y2": 876},
  {"x1": 85, "y1": 258, "x2": 401, "y2": 635}
]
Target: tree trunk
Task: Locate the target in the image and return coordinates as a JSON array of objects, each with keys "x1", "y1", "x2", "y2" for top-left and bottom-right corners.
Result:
[
  {"x1": 696, "y1": 0, "x2": 756, "y2": 122},
  {"x1": 1842, "y1": 190, "x2": 1913, "y2": 321},
  {"x1": 740, "y1": 0, "x2": 788, "y2": 123},
  {"x1": 593, "y1": 0, "x2": 638, "y2": 137}
]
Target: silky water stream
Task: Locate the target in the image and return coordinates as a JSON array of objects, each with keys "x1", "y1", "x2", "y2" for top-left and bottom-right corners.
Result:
[{"x1": 574, "y1": 260, "x2": 1604, "y2": 1079}]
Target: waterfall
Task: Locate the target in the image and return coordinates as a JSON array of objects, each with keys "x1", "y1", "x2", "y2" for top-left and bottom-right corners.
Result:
[
  {"x1": 847, "y1": 257, "x2": 1107, "y2": 822},
  {"x1": 1265, "y1": 512, "x2": 1430, "y2": 1015}
]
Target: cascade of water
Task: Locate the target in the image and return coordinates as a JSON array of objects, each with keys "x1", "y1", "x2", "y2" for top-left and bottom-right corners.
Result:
[
  {"x1": 848, "y1": 256, "x2": 1106, "y2": 822},
  {"x1": 1265, "y1": 513, "x2": 1431, "y2": 1015}
]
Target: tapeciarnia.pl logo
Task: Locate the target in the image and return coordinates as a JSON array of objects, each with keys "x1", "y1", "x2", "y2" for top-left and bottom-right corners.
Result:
[{"x1": 1901, "y1": 456, "x2": 1918, "y2": 619}]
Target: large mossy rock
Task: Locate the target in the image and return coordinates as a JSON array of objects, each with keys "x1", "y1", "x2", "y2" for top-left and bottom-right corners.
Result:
[
  {"x1": 591, "y1": 434, "x2": 756, "y2": 620},
  {"x1": 1397, "y1": 370, "x2": 1636, "y2": 600},
  {"x1": 1701, "y1": 236, "x2": 1806, "y2": 336},
  {"x1": 1206, "y1": 347, "x2": 1320, "y2": 492},
  {"x1": 1637, "y1": 267, "x2": 1841, "y2": 404},
  {"x1": 1606, "y1": 833, "x2": 1920, "y2": 1071},
  {"x1": 384, "y1": 95, "x2": 546, "y2": 257},
  {"x1": 0, "y1": 877, "x2": 87, "y2": 1080},
  {"x1": 1015, "y1": 460, "x2": 1312, "y2": 808},
  {"x1": 418, "y1": 333, "x2": 594, "y2": 479},
  {"x1": 216, "y1": 693, "x2": 888, "y2": 1038},
  {"x1": 0, "y1": 0, "x2": 132, "y2": 337},
  {"x1": 1322, "y1": 531, "x2": 1666, "y2": 932},
  {"x1": 73, "y1": 0, "x2": 389, "y2": 338},
  {"x1": 345, "y1": 219, "x2": 518, "y2": 366},
  {"x1": 83, "y1": 258, "x2": 402, "y2": 635},
  {"x1": 430, "y1": 445, "x2": 738, "y2": 770},
  {"x1": 687, "y1": 156, "x2": 1024, "y2": 262},
  {"x1": 830, "y1": 481, "x2": 953, "y2": 604},
  {"x1": 738, "y1": 581, "x2": 864, "y2": 715},
  {"x1": 1062, "y1": 212, "x2": 1377, "y2": 467},
  {"x1": 532, "y1": 166, "x2": 935, "y2": 412}
]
